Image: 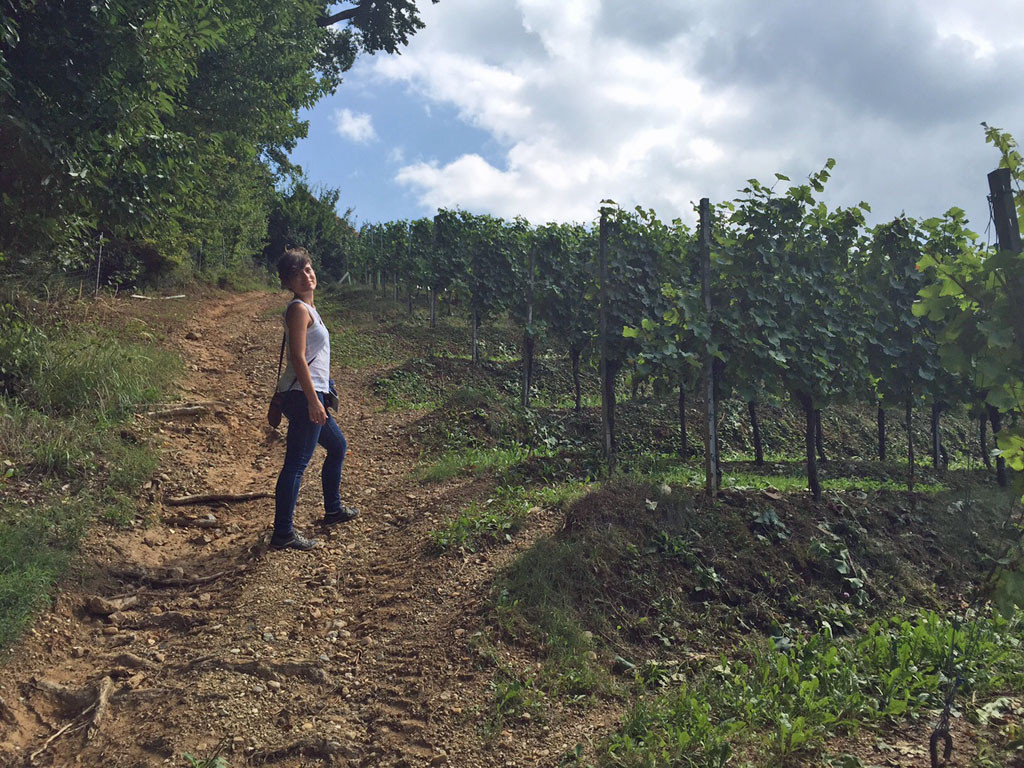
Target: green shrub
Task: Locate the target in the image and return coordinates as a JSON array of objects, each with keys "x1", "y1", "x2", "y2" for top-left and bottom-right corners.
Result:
[{"x1": 0, "y1": 303, "x2": 44, "y2": 396}]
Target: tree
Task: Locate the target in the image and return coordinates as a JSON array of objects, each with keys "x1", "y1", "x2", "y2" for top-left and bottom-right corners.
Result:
[
  {"x1": 863, "y1": 217, "x2": 940, "y2": 490},
  {"x1": 727, "y1": 164, "x2": 870, "y2": 499},
  {"x1": 318, "y1": 0, "x2": 437, "y2": 54},
  {"x1": 534, "y1": 223, "x2": 596, "y2": 411}
]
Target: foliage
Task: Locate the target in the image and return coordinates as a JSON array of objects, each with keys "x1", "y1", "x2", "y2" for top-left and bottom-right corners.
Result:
[
  {"x1": 264, "y1": 181, "x2": 357, "y2": 279},
  {"x1": 914, "y1": 125, "x2": 1024, "y2": 613},
  {"x1": 0, "y1": 0, "x2": 430, "y2": 282},
  {"x1": 431, "y1": 485, "x2": 531, "y2": 552},
  {"x1": 0, "y1": 308, "x2": 178, "y2": 650},
  {"x1": 604, "y1": 612, "x2": 1024, "y2": 766}
]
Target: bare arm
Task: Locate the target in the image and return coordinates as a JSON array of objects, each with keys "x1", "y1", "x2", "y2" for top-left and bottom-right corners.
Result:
[{"x1": 285, "y1": 303, "x2": 328, "y2": 426}]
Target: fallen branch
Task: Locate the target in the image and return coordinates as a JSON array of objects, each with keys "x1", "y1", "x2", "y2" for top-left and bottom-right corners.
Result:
[
  {"x1": 111, "y1": 565, "x2": 245, "y2": 589},
  {"x1": 161, "y1": 514, "x2": 222, "y2": 529},
  {"x1": 110, "y1": 610, "x2": 203, "y2": 631},
  {"x1": 109, "y1": 653, "x2": 158, "y2": 671},
  {"x1": 0, "y1": 694, "x2": 15, "y2": 725},
  {"x1": 28, "y1": 708, "x2": 92, "y2": 761},
  {"x1": 177, "y1": 657, "x2": 330, "y2": 685},
  {"x1": 146, "y1": 405, "x2": 217, "y2": 418},
  {"x1": 166, "y1": 491, "x2": 271, "y2": 507},
  {"x1": 86, "y1": 677, "x2": 113, "y2": 741}
]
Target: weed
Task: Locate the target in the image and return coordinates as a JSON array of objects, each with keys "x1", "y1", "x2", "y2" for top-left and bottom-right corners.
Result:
[
  {"x1": 599, "y1": 612, "x2": 1024, "y2": 765},
  {"x1": 418, "y1": 445, "x2": 539, "y2": 484},
  {"x1": 0, "y1": 314, "x2": 176, "y2": 650},
  {"x1": 431, "y1": 485, "x2": 531, "y2": 552}
]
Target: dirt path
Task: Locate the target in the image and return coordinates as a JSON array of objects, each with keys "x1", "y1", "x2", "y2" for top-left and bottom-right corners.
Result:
[{"x1": 0, "y1": 291, "x2": 611, "y2": 768}]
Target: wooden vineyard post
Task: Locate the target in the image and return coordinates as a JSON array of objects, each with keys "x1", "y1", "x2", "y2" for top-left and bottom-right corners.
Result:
[
  {"x1": 699, "y1": 198, "x2": 719, "y2": 497},
  {"x1": 599, "y1": 207, "x2": 614, "y2": 473},
  {"x1": 989, "y1": 168, "x2": 1024, "y2": 342},
  {"x1": 430, "y1": 214, "x2": 439, "y2": 329},
  {"x1": 987, "y1": 167, "x2": 1022, "y2": 488},
  {"x1": 522, "y1": 245, "x2": 535, "y2": 408}
]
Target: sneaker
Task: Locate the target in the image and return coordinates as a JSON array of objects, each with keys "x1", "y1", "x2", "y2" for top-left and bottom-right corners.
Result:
[
  {"x1": 323, "y1": 506, "x2": 359, "y2": 526},
  {"x1": 270, "y1": 530, "x2": 318, "y2": 550}
]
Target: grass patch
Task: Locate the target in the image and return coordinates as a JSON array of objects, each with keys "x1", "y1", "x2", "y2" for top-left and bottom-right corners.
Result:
[
  {"x1": 0, "y1": 307, "x2": 179, "y2": 652},
  {"x1": 625, "y1": 453, "x2": 949, "y2": 495},
  {"x1": 417, "y1": 445, "x2": 543, "y2": 484},
  {"x1": 375, "y1": 364, "x2": 441, "y2": 411},
  {"x1": 431, "y1": 484, "x2": 532, "y2": 552},
  {"x1": 602, "y1": 612, "x2": 1024, "y2": 766},
  {"x1": 0, "y1": 495, "x2": 91, "y2": 649}
]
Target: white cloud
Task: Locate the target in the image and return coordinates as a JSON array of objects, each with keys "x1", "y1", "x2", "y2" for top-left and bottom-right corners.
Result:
[
  {"x1": 369, "y1": 0, "x2": 1024, "y2": 227},
  {"x1": 332, "y1": 108, "x2": 377, "y2": 143}
]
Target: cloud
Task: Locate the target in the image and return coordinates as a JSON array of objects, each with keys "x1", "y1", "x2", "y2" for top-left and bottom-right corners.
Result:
[
  {"x1": 369, "y1": 0, "x2": 1024, "y2": 227},
  {"x1": 332, "y1": 108, "x2": 377, "y2": 143}
]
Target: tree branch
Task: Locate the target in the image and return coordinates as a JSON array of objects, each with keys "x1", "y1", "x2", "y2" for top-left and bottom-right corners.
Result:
[{"x1": 318, "y1": 6, "x2": 360, "y2": 27}]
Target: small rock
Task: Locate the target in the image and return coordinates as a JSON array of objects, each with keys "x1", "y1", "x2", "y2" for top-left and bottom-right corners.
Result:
[
  {"x1": 70, "y1": 646, "x2": 86, "y2": 658},
  {"x1": 185, "y1": 331, "x2": 201, "y2": 340},
  {"x1": 302, "y1": 721, "x2": 315, "y2": 731},
  {"x1": 527, "y1": 506, "x2": 542, "y2": 515},
  {"x1": 253, "y1": 685, "x2": 266, "y2": 694},
  {"x1": 267, "y1": 680, "x2": 282, "y2": 690},
  {"x1": 659, "y1": 482, "x2": 672, "y2": 496}
]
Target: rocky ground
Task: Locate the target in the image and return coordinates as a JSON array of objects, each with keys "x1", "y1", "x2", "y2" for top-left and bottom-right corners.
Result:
[{"x1": 0, "y1": 291, "x2": 610, "y2": 767}]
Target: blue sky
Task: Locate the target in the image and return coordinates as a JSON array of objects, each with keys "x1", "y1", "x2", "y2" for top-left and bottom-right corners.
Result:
[
  {"x1": 289, "y1": 75, "x2": 505, "y2": 226},
  {"x1": 289, "y1": 0, "x2": 1024, "y2": 234}
]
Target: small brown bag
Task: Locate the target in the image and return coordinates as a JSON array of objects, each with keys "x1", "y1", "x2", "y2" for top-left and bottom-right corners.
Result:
[
  {"x1": 267, "y1": 333, "x2": 286, "y2": 428},
  {"x1": 267, "y1": 390, "x2": 286, "y2": 428}
]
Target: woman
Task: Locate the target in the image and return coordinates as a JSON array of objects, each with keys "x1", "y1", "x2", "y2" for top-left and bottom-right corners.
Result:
[{"x1": 272, "y1": 247, "x2": 358, "y2": 550}]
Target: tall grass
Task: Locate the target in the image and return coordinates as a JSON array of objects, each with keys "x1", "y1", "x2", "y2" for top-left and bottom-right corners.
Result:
[{"x1": 0, "y1": 316, "x2": 179, "y2": 651}]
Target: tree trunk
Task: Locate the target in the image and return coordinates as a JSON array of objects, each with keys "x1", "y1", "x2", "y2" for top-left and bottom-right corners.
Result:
[
  {"x1": 429, "y1": 288, "x2": 437, "y2": 328},
  {"x1": 814, "y1": 408, "x2": 827, "y2": 464},
  {"x1": 877, "y1": 406, "x2": 886, "y2": 461},
  {"x1": 602, "y1": 361, "x2": 619, "y2": 471},
  {"x1": 571, "y1": 348, "x2": 582, "y2": 412},
  {"x1": 471, "y1": 309, "x2": 480, "y2": 365},
  {"x1": 906, "y1": 396, "x2": 915, "y2": 495},
  {"x1": 392, "y1": 279, "x2": 398, "y2": 302},
  {"x1": 748, "y1": 400, "x2": 763, "y2": 466},
  {"x1": 800, "y1": 394, "x2": 821, "y2": 500},
  {"x1": 988, "y1": 404, "x2": 1008, "y2": 487},
  {"x1": 930, "y1": 402, "x2": 942, "y2": 470},
  {"x1": 630, "y1": 363, "x2": 640, "y2": 400},
  {"x1": 980, "y1": 414, "x2": 992, "y2": 471},
  {"x1": 406, "y1": 287, "x2": 413, "y2": 315},
  {"x1": 521, "y1": 334, "x2": 534, "y2": 408},
  {"x1": 679, "y1": 385, "x2": 689, "y2": 459}
]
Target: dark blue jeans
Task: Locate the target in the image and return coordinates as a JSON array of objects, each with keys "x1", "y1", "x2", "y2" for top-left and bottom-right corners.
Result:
[{"x1": 273, "y1": 389, "x2": 347, "y2": 538}]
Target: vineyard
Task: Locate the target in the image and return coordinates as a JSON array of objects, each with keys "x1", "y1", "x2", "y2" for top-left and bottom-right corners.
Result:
[{"x1": 345, "y1": 128, "x2": 1024, "y2": 508}]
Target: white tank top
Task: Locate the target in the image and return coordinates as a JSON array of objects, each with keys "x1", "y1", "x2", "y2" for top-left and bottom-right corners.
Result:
[{"x1": 278, "y1": 299, "x2": 331, "y2": 393}]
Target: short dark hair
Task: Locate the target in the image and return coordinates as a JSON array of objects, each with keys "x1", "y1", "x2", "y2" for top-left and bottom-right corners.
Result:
[{"x1": 277, "y1": 247, "x2": 311, "y2": 287}]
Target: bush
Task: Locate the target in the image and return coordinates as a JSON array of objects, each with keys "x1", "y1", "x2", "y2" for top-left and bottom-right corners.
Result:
[{"x1": 0, "y1": 303, "x2": 44, "y2": 396}]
